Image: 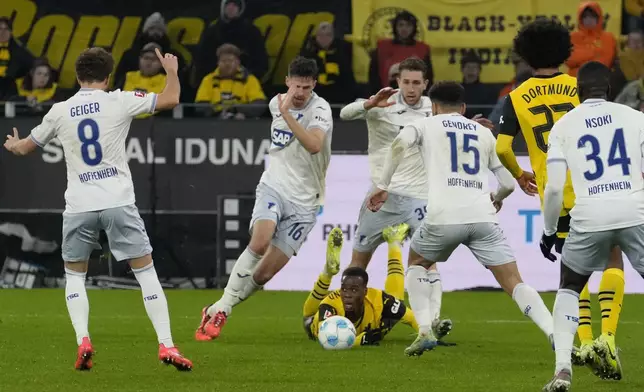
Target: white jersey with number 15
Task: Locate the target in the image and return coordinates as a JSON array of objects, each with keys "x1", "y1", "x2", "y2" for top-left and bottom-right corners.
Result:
[{"x1": 29, "y1": 88, "x2": 157, "y2": 214}]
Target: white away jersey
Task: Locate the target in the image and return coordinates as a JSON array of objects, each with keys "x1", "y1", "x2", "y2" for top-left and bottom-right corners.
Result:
[
  {"x1": 406, "y1": 113, "x2": 500, "y2": 225},
  {"x1": 362, "y1": 93, "x2": 432, "y2": 199},
  {"x1": 260, "y1": 92, "x2": 333, "y2": 207},
  {"x1": 547, "y1": 99, "x2": 644, "y2": 232},
  {"x1": 29, "y1": 88, "x2": 157, "y2": 213}
]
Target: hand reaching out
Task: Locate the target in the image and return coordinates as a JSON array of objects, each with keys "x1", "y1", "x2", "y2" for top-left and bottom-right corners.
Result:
[{"x1": 364, "y1": 87, "x2": 397, "y2": 110}]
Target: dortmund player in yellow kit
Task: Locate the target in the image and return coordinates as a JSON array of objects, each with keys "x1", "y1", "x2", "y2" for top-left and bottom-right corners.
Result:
[
  {"x1": 495, "y1": 19, "x2": 624, "y2": 380},
  {"x1": 303, "y1": 225, "x2": 452, "y2": 347}
]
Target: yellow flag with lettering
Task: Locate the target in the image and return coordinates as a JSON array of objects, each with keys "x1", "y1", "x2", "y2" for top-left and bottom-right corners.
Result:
[{"x1": 349, "y1": 0, "x2": 622, "y2": 83}]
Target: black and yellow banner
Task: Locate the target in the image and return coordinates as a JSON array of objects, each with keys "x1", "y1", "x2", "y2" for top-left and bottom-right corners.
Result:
[
  {"x1": 349, "y1": 0, "x2": 622, "y2": 83},
  {"x1": 1, "y1": 0, "x2": 350, "y2": 88}
]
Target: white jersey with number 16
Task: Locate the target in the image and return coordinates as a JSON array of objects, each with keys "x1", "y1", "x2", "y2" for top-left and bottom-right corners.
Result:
[
  {"x1": 29, "y1": 88, "x2": 157, "y2": 214},
  {"x1": 547, "y1": 99, "x2": 644, "y2": 232}
]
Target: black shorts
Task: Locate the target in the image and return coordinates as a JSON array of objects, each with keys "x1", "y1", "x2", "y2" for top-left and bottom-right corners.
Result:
[{"x1": 555, "y1": 214, "x2": 571, "y2": 254}]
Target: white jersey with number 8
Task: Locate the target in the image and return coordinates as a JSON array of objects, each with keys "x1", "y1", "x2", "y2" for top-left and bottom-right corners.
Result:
[{"x1": 29, "y1": 88, "x2": 157, "y2": 213}]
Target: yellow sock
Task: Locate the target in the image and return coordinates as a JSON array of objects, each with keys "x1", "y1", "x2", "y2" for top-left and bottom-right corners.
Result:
[
  {"x1": 385, "y1": 242, "x2": 405, "y2": 300},
  {"x1": 577, "y1": 283, "x2": 593, "y2": 345},
  {"x1": 302, "y1": 273, "x2": 332, "y2": 317},
  {"x1": 598, "y1": 268, "x2": 625, "y2": 337}
]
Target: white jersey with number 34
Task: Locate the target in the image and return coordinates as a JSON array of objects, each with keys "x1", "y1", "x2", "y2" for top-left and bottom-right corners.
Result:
[
  {"x1": 29, "y1": 88, "x2": 157, "y2": 214},
  {"x1": 547, "y1": 99, "x2": 644, "y2": 232}
]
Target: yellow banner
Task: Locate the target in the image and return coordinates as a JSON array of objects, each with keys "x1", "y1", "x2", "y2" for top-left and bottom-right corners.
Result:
[{"x1": 350, "y1": 0, "x2": 622, "y2": 83}]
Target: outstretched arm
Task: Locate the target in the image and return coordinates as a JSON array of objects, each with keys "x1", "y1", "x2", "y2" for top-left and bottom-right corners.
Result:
[{"x1": 4, "y1": 128, "x2": 38, "y2": 156}]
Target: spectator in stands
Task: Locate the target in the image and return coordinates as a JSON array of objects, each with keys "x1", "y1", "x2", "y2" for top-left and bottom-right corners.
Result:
[
  {"x1": 195, "y1": 43, "x2": 266, "y2": 119},
  {"x1": 489, "y1": 70, "x2": 533, "y2": 128},
  {"x1": 194, "y1": 0, "x2": 268, "y2": 86},
  {"x1": 618, "y1": 30, "x2": 644, "y2": 82},
  {"x1": 0, "y1": 17, "x2": 34, "y2": 100},
  {"x1": 497, "y1": 56, "x2": 532, "y2": 99},
  {"x1": 460, "y1": 51, "x2": 499, "y2": 118},
  {"x1": 299, "y1": 22, "x2": 356, "y2": 104},
  {"x1": 7, "y1": 58, "x2": 59, "y2": 115},
  {"x1": 114, "y1": 12, "x2": 185, "y2": 90},
  {"x1": 388, "y1": 62, "x2": 400, "y2": 88},
  {"x1": 368, "y1": 11, "x2": 433, "y2": 95},
  {"x1": 625, "y1": 0, "x2": 644, "y2": 31},
  {"x1": 117, "y1": 43, "x2": 167, "y2": 119},
  {"x1": 614, "y1": 76, "x2": 644, "y2": 109},
  {"x1": 566, "y1": 2, "x2": 616, "y2": 77}
]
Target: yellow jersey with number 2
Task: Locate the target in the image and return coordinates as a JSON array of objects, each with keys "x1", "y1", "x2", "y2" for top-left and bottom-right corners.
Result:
[{"x1": 499, "y1": 73, "x2": 578, "y2": 212}]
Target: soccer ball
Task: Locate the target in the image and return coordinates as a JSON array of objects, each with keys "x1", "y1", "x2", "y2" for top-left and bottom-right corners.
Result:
[{"x1": 317, "y1": 315, "x2": 357, "y2": 350}]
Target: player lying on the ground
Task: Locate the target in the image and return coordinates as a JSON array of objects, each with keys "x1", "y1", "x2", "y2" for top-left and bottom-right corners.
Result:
[
  {"x1": 303, "y1": 225, "x2": 453, "y2": 346},
  {"x1": 195, "y1": 57, "x2": 333, "y2": 341},
  {"x1": 369, "y1": 81, "x2": 554, "y2": 358},
  {"x1": 304, "y1": 226, "x2": 415, "y2": 346},
  {"x1": 496, "y1": 19, "x2": 625, "y2": 376},
  {"x1": 540, "y1": 61, "x2": 644, "y2": 392},
  {"x1": 3, "y1": 47, "x2": 192, "y2": 371}
]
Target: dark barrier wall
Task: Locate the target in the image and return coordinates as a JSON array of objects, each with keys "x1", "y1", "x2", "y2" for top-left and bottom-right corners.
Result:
[
  {"x1": 0, "y1": 118, "x2": 372, "y2": 212},
  {"x1": 0, "y1": 118, "x2": 528, "y2": 211}
]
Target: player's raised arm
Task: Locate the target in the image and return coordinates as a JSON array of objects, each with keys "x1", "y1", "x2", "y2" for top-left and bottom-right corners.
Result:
[
  {"x1": 339, "y1": 87, "x2": 396, "y2": 120},
  {"x1": 154, "y1": 48, "x2": 181, "y2": 111},
  {"x1": 277, "y1": 87, "x2": 330, "y2": 154}
]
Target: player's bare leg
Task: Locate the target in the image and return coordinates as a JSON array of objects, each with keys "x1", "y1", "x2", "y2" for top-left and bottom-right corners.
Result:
[
  {"x1": 404, "y1": 250, "x2": 439, "y2": 357},
  {"x1": 348, "y1": 249, "x2": 373, "y2": 270},
  {"x1": 488, "y1": 261, "x2": 554, "y2": 345},
  {"x1": 64, "y1": 261, "x2": 93, "y2": 370},
  {"x1": 197, "y1": 219, "x2": 275, "y2": 340},
  {"x1": 129, "y1": 255, "x2": 192, "y2": 371}
]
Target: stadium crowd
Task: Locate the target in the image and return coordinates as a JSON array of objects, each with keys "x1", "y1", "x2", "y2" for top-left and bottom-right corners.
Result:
[{"x1": 0, "y1": 0, "x2": 643, "y2": 121}]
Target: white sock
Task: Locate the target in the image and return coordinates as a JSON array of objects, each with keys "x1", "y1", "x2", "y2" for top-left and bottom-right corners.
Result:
[
  {"x1": 208, "y1": 247, "x2": 262, "y2": 317},
  {"x1": 65, "y1": 268, "x2": 90, "y2": 345},
  {"x1": 406, "y1": 265, "x2": 432, "y2": 335},
  {"x1": 131, "y1": 263, "x2": 174, "y2": 348},
  {"x1": 512, "y1": 282, "x2": 554, "y2": 338},
  {"x1": 427, "y1": 271, "x2": 442, "y2": 322},
  {"x1": 553, "y1": 289, "x2": 580, "y2": 373}
]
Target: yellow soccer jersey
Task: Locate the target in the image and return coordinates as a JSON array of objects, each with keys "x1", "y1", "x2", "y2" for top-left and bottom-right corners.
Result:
[
  {"x1": 308, "y1": 288, "x2": 413, "y2": 344},
  {"x1": 499, "y1": 73, "x2": 577, "y2": 213}
]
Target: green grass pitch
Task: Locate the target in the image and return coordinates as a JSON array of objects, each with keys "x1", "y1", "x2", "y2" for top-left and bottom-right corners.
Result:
[{"x1": 1, "y1": 289, "x2": 643, "y2": 391}]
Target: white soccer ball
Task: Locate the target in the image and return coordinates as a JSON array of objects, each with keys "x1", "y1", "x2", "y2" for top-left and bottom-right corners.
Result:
[{"x1": 317, "y1": 315, "x2": 357, "y2": 350}]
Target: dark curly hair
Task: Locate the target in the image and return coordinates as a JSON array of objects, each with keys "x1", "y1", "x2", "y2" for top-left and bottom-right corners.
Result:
[
  {"x1": 513, "y1": 19, "x2": 572, "y2": 70},
  {"x1": 75, "y1": 47, "x2": 114, "y2": 83}
]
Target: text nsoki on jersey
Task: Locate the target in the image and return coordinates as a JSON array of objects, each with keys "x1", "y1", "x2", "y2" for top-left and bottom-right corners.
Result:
[{"x1": 40, "y1": 137, "x2": 272, "y2": 165}]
